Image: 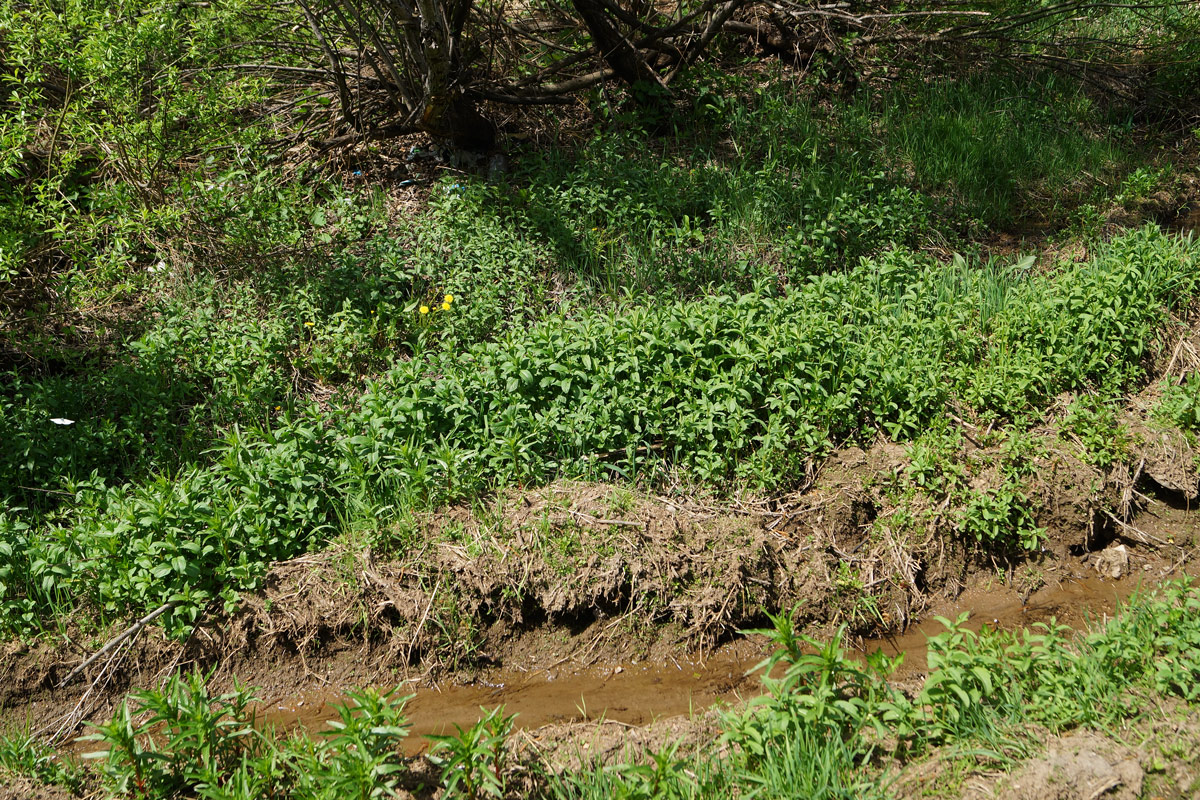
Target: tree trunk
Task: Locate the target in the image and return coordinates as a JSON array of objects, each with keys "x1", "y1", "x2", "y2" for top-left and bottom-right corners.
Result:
[{"x1": 569, "y1": 0, "x2": 667, "y2": 94}]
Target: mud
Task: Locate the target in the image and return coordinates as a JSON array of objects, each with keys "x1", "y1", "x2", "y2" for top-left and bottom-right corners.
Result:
[
  {"x1": 260, "y1": 637, "x2": 765, "y2": 756},
  {"x1": 257, "y1": 530, "x2": 1185, "y2": 754}
]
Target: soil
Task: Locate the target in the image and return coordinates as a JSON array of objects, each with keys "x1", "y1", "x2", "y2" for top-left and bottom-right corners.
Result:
[
  {"x1": 0, "y1": 775, "x2": 75, "y2": 800},
  {"x1": 979, "y1": 733, "x2": 1146, "y2": 800},
  {"x1": 1170, "y1": 204, "x2": 1200, "y2": 237},
  {"x1": 892, "y1": 711, "x2": 1200, "y2": 800}
]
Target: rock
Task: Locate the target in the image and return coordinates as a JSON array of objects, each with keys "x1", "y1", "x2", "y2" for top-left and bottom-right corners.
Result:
[{"x1": 1093, "y1": 544, "x2": 1129, "y2": 579}]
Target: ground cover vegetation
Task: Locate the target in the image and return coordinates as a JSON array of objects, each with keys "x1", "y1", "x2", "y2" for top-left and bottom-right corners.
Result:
[
  {"x1": 3, "y1": 0, "x2": 1200, "y2": 795},
  {"x1": 3, "y1": 227, "x2": 1196, "y2": 636}
]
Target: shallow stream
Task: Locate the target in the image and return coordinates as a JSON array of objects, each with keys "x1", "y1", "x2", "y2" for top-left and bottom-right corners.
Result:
[{"x1": 261, "y1": 571, "x2": 1152, "y2": 755}]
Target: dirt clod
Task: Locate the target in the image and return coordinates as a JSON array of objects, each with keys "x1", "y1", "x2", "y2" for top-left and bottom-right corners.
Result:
[{"x1": 971, "y1": 733, "x2": 1143, "y2": 800}]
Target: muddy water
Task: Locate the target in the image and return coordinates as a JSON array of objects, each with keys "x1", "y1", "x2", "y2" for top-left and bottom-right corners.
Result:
[
  {"x1": 863, "y1": 573, "x2": 1143, "y2": 676},
  {"x1": 264, "y1": 641, "x2": 764, "y2": 755},
  {"x1": 259, "y1": 571, "x2": 1158, "y2": 754}
]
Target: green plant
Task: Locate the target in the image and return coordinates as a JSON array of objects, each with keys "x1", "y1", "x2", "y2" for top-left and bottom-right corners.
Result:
[
  {"x1": 959, "y1": 480, "x2": 1044, "y2": 551},
  {"x1": 905, "y1": 425, "x2": 967, "y2": 497},
  {"x1": 81, "y1": 671, "x2": 264, "y2": 798},
  {"x1": 428, "y1": 706, "x2": 516, "y2": 800},
  {"x1": 1114, "y1": 166, "x2": 1173, "y2": 209},
  {"x1": 299, "y1": 687, "x2": 413, "y2": 800},
  {"x1": 957, "y1": 431, "x2": 1047, "y2": 551},
  {"x1": 1063, "y1": 396, "x2": 1133, "y2": 468},
  {"x1": 0, "y1": 732, "x2": 84, "y2": 792},
  {"x1": 3, "y1": 228, "x2": 1196, "y2": 637},
  {"x1": 545, "y1": 746, "x2": 709, "y2": 800},
  {"x1": 1157, "y1": 373, "x2": 1200, "y2": 435}
]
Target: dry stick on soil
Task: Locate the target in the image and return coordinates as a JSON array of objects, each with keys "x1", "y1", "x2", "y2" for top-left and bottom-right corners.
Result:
[
  {"x1": 59, "y1": 601, "x2": 178, "y2": 688},
  {"x1": 1104, "y1": 509, "x2": 1171, "y2": 546},
  {"x1": 1161, "y1": 545, "x2": 1197, "y2": 577},
  {"x1": 41, "y1": 636, "x2": 137, "y2": 743},
  {"x1": 1117, "y1": 456, "x2": 1146, "y2": 522},
  {"x1": 1163, "y1": 334, "x2": 1200, "y2": 380},
  {"x1": 1085, "y1": 776, "x2": 1123, "y2": 800},
  {"x1": 406, "y1": 571, "x2": 442, "y2": 670},
  {"x1": 564, "y1": 509, "x2": 644, "y2": 528},
  {"x1": 154, "y1": 600, "x2": 219, "y2": 687}
]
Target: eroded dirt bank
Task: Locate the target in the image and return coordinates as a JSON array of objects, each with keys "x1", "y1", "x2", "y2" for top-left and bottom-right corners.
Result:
[{"x1": 258, "y1": 565, "x2": 1167, "y2": 756}]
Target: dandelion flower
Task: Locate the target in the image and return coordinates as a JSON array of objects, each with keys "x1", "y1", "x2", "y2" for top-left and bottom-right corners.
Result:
[
  {"x1": 441, "y1": 301, "x2": 451, "y2": 310},
  {"x1": 304, "y1": 321, "x2": 315, "y2": 327},
  {"x1": 444, "y1": 294, "x2": 454, "y2": 304},
  {"x1": 420, "y1": 305, "x2": 430, "y2": 314}
]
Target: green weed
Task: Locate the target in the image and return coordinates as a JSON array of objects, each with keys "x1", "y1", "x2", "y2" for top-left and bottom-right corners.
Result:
[
  {"x1": 1062, "y1": 396, "x2": 1134, "y2": 469},
  {"x1": 427, "y1": 706, "x2": 516, "y2": 800},
  {"x1": 1, "y1": 229, "x2": 1195, "y2": 635},
  {"x1": 81, "y1": 673, "x2": 415, "y2": 800},
  {"x1": 1157, "y1": 373, "x2": 1200, "y2": 435},
  {"x1": 0, "y1": 731, "x2": 84, "y2": 792}
]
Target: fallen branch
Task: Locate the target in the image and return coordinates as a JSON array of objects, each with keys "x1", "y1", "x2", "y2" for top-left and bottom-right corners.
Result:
[
  {"x1": 59, "y1": 601, "x2": 178, "y2": 688},
  {"x1": 1104, "y1": 509, "x2": 1170, "y2": 546}
]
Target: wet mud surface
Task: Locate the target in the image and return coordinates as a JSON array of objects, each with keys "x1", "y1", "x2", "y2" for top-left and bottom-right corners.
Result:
[
  {"x1": 261, "y1": 638, "x2": 765, "y2": 755},
  {"x1": 259, "y1": 538, "x2": 1186, "y2": 754}
]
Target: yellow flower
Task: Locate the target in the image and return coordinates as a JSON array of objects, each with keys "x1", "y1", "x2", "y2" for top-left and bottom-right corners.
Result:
[
  {"x1": 442, "y1": 301, "x2": 451, "y2": 310},
  {"x1": 274, "y1": 405, "x2": 281, "y2": 411},
  {"x1": 304, "y1": 321, "x2": 315, "y2": 327},
  {"x1": 444, "y1": 294, "x2": 454, "y2": 304},
  {"x1": 420, "y1": 305, "x2": 430, "y2": 314}
]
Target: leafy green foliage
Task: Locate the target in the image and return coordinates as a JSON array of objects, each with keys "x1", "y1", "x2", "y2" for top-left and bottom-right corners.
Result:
[
  {"x1": 909, "y1": 579, "x2": 1200, "y2": 739},
  {"x1": 0, "y1": 229, "x2": 1194, "y2": 635},
  {"x1": 898, "y1": 425, "x2": 1046, "y2": 552},
  {"x1": 1062, "y1": 396, "x2": 1133, "y2": 469},
  {"x1": 958, "y1": 483, "x2": 1043, "y2": 552},
  {"x1": 1157, "y1": 373, "x2": 1200, "y2": 435},
  {"x1": 300, "y1": 687, "x2": 414, "y2": 800},
  {"x1": 428, "y1": 706, "x2": 515, "y2": 800},
  {"x1": 82, "y1": 674, "x2": 413, "y2": 800},
  {"x1": 82, "y1": 671, "x2": 264, "y2": 798},
  {"x1": 0, "y1": 732, "x2": 84, "y2": 792},
  {"x1": 2, "y1": 0, "x2": 1197, "y2": 645}
]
